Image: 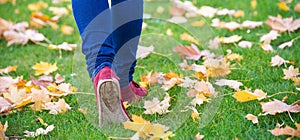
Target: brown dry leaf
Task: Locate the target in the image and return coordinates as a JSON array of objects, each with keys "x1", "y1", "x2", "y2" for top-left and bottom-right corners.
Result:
[
  {"x1": 191, "y1": 94, "x2": 209, "y2": 106},
  {"x1": 55, "y1": 73, "x2": 65, "y2": 84},
  {"x1": 61, "y1": 24, "x2": 73, "y2": 35},
  {"x1": 0, "y1": 18, "x2": 12, "y2": 37},
  {"x1": 0, "y1": 66, "x2": 17, "y2": 74},
  {"x1": 295, "y1": 3, "x2": 300, "y2": 12},
  {"x1": 266, "y1": 16, "x2": 300, "y2": 32},
  {"x1": 180, "y1": 33, "x2": 200, "y2": 45},
  {"x1": 49, "y1": 7, "x2": 69, "y2": 16},
  {"x1": 0, "y1": 97, "x2": 12, "y2": 114},
  {"x1": 278, "y1": 40, "x2": 294, "y2": 49},
  {"x1": 0, "y1": 121, "x2": 8, "y2": 140},
  {"x1": 194, "y1": 80, "x2": 216, "y2": 97},
  {"x1": 219, "y1": 35, "x2": 242, "y2": 44},
  {"x1": 48, "y1": 42, "x2": 77, "y2": 51},
  {"x1": 44, "y1": 98, "x2": 71, "y2": 114},
  {"x1": 30, "y1": 12, "x2": 59, "y2": 29},
  {"x1": 30, "y1": 87, "x2": 51, "y2": 111},
  {"x1": 241, "y1": 20, "x2": 263, "y2": 29},
  {"x1": 3, "y1": 86, "x2": 31, "y2": 108},
  {"x1": 277, "y1": 2, "x2": 290, "y2": 11},
  {"x1": 173, "y1": 44, "x2": 201, "y2": 60},
  {"x1": 238, "y1": 41, "x2": 252, "y2": 48},
  {"x1": 143, "y1": 93, "x2": 170, "y2": 115},
  {"x1": 261, "y1": 99, "x2": 300, "y2": 115},
  {"x1": 269, "y1": 125, "x2": 300, "y2": 138},
  {"x1": 28, "y1": 1, "x2": 48, "y2": 11},
  {"x1": 136, "y1": 45, "x2": 154, "y2": 59},
  {"x1": 3, "y1": 29, "x2": 46, "y2": 46},
  {"x1": 169, "y1": 4, "x2": 185, "y2": 16},
  {"x1": 245, "y1": 114, "x2": 258, "y2": 124},
  {"x1": 215, "y1": 79, "x2": 243, "y2": 90},
  {"x1": 195, "y1": 133, "x2": 205, "y2": 140},
  {"x1": 123, "y1": 115, "x2": 174, "y2": 140},
  {"x1": 203, "y1": 57, "x2": 231, "y2": 77},
  {"x1": 271, "y1": 55, "x2": 289, "y2": 67},
  {"x1": 32, "y1": 62, "x2": 58, "y2": 76},
  {"x1": 0, "y1": 76, "x2": 19, "y2": 93},
  {"x1": 283, "y1": 65, "x2": 299, "y2": 80}
]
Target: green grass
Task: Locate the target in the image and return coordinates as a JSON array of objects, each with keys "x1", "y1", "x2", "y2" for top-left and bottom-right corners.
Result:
[{"x1": 1, "y1": 0, "x2": 300, "y2": 139}]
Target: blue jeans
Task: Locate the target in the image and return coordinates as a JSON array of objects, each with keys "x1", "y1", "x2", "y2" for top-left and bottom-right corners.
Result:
[{"x1": 72, "y1": 0, "x2": 143, "y2": 88}]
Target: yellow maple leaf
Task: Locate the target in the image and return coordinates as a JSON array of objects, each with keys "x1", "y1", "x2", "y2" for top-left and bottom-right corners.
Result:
[
  {"x1": 32, "y1": 61, "x2": 58, "y2": 76},
  {"x1": 123, "y1": 115, "x2": 174, "y2": 140},
  {"x1": 251, "y1": 0, "x2": 257, "y2": 9},
  {"x1": 180, "y1": 33, "x2": 200, "y2": 45},
  {"x1": 277, "y1": 2, "x2": 289, "y2": 11},
  {"x1": 0, "y1": 65, "x2": 17, "y2": 74},
  {"x1": 232, "y1": 90, "x2": 258, "y2": 102},
  {"x1": 3, "y1": 86, "x2": 31, "y2": 108}
]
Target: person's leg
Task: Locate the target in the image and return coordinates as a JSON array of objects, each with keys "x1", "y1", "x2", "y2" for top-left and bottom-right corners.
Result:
[
  {"x1": 110, "y1": 0, "x2": 143, "y2": 88},
  {"x1": 72, "y1": 0, "x2": 130, "y2": 125}
]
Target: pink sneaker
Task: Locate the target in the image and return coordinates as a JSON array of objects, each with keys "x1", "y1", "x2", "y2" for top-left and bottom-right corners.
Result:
[
  {"x1": 121, "y1": 80, "x2": 147, "y2": 103},
  {"x1": 93, "y1": 66, "x2": 130, "y2": 126}
]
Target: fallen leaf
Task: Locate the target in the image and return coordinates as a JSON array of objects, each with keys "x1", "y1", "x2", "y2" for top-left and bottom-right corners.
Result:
[
  {"x1": 55, "y1": 73, "x2": 65, "y2": 84},
  {"x1": 232, "y1": 90, "x2": 258, "y2": 102},
  {"x1": 253, "y1": 89, "x2": 267, "y2": 100},
  {"x1": 261, "y1": 99, "x2": 300, "y2": 115},
  {"x1": 251, "y1": 0, "x2": 257, "y2": 9},
  {"x1": 61, "y1": 24, "x2": 73, "y2": 35},
  {"x1": 166, "y1": 28, "x2": 173, "y2": 36},
  {"x1": 3, "y1": 86, "x2": 31, "y2": 108},
  {"x1": 168, "y1": 16, "x2": 187, "y2": 24},
  {"x1": 194, "y1": 80, "x2": 216, "y2": 97},
  {"x1": 261, "y1": 43, "x2": 274, "y2": 52},
  {"x1": 36, "y1": 117, "x2": 48, "y2": 127},
  {"x1": 0, "y1": 66, "x2": 17, "y2": 74},
  {"x1": 241, "y1": 20, "x2": 263, "y2": 29},
  {"x1": 191, "y1": 94, "x2": 209, "y2": 106},
  {"x1": 24, "y1": 124, "x2": 55, "y2": 138},
  {"x1": 173, "y1": 44, "x2": 201, "y2": 60},
  {"x1": 180, "y1": 33, "x2": 200, "y2": 45},
  {"x1": 49, "y1": 7, "x2": 69, "y2": 16},
  {"x1": 269, "y1": 125, "x2": 300, "y2": 138},
  {"x1": 48, "y1": 42, "x2": 77, "y2": 51},
  {"x1": 245, "y1": 114, "x2": 258, "y2": 124},
  {"x1": 278, "y1": 40, "x2": 294, "y2": 49},
  {"x1": 260, "y1": 30, "x2": 280, "y2": 44},
  {"x1": 197, "y1": 6, "x2": 218, "y2": 18},
  {"x1": 0, "y1": 97, "x2": 11, "y2": 114},
  {"x1": 195, "y1": 133, "x2": 205, "y2": 140},
  {"x1": 28, "y1": 1, "x2": 48, "y2": 11},
  {"x1": 136, "y1": 45, "x2": 154, "y2": 59},
  {"x1": 219, "y1": 35, "x2": 242, "y2": 44},
  {"x1": 203, "y1": 57, "x2": 231, "y2": 77},
  {"x1": 265, "y1": 16, "x2": 300, "y2": 32},
  {"x1": 169, "y1": 4, "x2": 185, "y2": 16},
  {"x1": 0, "y1": 18, "x2": 12, "y2": 37},
  {"x1": 208, "y1": 38, "x2": 219, "y2": 49},
  {"x1": 143, "y1": 93, "x2": 170, "y2": 115},
  {"x1": 191, "y1": 20, "x2": 205, "y2": 27},
  {"x1": 215, "y1": 79, "x2": 243, "y2": 90},
  {"x1": 283, "y1": 65, "x2": 299, "y2": 80},
  {"x1": 225, "y1": 53, "x2": 243, "y2": 61},
  {"x1": 234, "y1": 10, "x2": 244, "y2": 18},
  {"x1": 238, "y1": 41, "x2": 252, "y2": 48},
  {"x1": 271, "y1": 55, "x2": 289, "y2": 67},
  {"x1": 0, "y1": 121, "x2": 8, "y2": 140},
  {"x1": 156, "y1": 6, "x2": 164, "y2": 14},
  {"x1": 277, "y1": 2, "x2": 289, "y2": 11},
  {"x1": 296, "y1": 87, "x2": 300, "y2": 91},
  {"x1": 30, "y1": 87, "x2": 51, "y2": 111},
  {"x1": 44, "y1": 99, "x2": 71, "y2": 114},
  {"x1": 123, "y1": 115, "x2": 174, "y2": 140},
  {"x1": 0, "y1": 76, "x2": 19, "y2": 92},
  {"x1": 294, "y1": 3, "x2": 300, "y2": 12},
  {"x1": 32, "y1": 62, "x2": 58, "y2": 76}
]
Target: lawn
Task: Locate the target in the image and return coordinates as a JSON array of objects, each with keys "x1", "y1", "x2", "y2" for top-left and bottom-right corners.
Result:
[{"x1": 0, "y1": 0, "x2": 300, "y2": 139}]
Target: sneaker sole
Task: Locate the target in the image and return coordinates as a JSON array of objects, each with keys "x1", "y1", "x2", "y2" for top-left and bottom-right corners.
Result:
[{"x1": 97, "y1": 78, "x2": 129, "y2": 126}]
